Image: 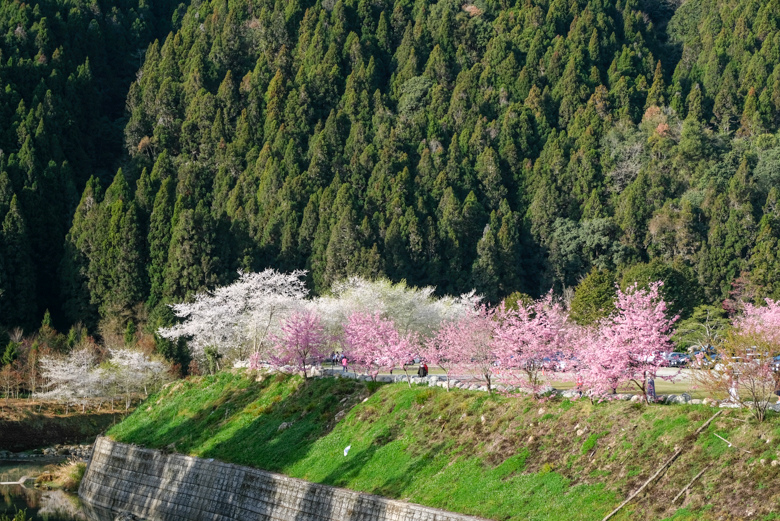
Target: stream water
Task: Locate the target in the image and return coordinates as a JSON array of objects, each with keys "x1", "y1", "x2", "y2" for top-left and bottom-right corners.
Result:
[{"x1": 0, "y1": 461, "x2": 87, "y2": 520}]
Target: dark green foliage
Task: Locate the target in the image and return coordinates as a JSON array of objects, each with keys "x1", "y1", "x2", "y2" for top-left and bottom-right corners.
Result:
[
  {"x1": 1, "y1": 195, "x2": 36, "y2": 329},
  {"x1": 124, "y1": 321, "x2": 137, "y2": 345},
  {"x1": 2, "y1": 341, "x2": 18, "y2": 366},
  {"x1": 0, "y1": 0, "x2": 779, "y2": 331},
  {"x1": 502, "y1": 291, "x2": 534, "y2": 311},
  {"x1": 0, "y1": 0, "x2": 179, "y2": 331},
  {"x1": 620, "y1": 259, "x2": 704, "y2": 319},
  {"x1": 570, "y1": 269, "x2": 617, "y2": 326}
]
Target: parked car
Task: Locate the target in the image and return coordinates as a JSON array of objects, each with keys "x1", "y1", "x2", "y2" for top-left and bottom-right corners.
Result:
[
  {"x1": 540, "y1": 353, "x2": 578, "y2": 372},
  {"x1": 667, "y1": 352, "x2": 691, "y2": 367}
]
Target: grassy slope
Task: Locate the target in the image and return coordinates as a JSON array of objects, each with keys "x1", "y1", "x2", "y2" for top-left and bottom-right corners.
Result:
[{"x1": 109, "y1": 372, "x2": 780, "y2": 520}]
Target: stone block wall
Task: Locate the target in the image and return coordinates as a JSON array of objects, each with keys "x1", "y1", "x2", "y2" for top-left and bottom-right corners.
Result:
[{"x1": 79, "y1": 437, "x2": 486, "y2": 521}]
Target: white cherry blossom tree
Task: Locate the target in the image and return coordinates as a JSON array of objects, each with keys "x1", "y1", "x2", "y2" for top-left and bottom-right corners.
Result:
[
  {"x1": 159, "y1": 269, "x2": 309, "y2": 365},
  {"x1": 315, "y1": 277, "x2": 480, "y2": 339}
]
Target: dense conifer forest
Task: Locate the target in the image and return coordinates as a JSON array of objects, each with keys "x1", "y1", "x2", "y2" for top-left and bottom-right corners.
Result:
[{"x1": 3, "y1": 0, "x2": 780, "y2": 351}]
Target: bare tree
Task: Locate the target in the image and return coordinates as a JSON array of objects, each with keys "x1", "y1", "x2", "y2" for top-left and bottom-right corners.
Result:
[{"x1": 692, "y1": 331, "x2": 777, "y2": 421}]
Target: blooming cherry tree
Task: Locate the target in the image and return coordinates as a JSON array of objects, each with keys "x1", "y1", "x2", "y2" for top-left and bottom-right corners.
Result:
[
  {"x1": 493, "y1": 293, "x2": 572, "y2": 396},
  {"x1": 342, "y1": 312, "x2": 418, "y2": 383},
  {"x1": 316, "y1": 277, "x2": 480, "y2": 337},
  {"x1": 578, "y1": 282, "x2": 677, "y2": 401},
  {"x1": 267, "y1": 311, "x2": 327, "y2": 381},
  {"x1": 38, "y1": 347, "x2": 100, "y2": 412},
  {"x1": 101, "y1": 349, "x2": 169, "y2": 410},
  {"x1": 38, "y1": 347, "x2": 170, "y2": 411},
  {"x1": 736, "y1": 298, "x2": 780, "y2": 344},
  {"x1": 159, "y1": 269, "x2": 308, "y2": 365},
  {"x1": 435, "y1": 306, "x2": 499, "y2": 393}
]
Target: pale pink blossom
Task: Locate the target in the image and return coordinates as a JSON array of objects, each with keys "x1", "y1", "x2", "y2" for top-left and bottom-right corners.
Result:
[
  {"x1": 493, "y1": 292, "x2": 573, "y2": 396},
  {"x1": 342, "y1": 312, "x2": 418, "y2": 383},
  {"x1": 577, "y1": 282, "x2": 677, "y2": 401},
  {"x1": 267, "y1": 311, "x2": 328, "y2": 380}
]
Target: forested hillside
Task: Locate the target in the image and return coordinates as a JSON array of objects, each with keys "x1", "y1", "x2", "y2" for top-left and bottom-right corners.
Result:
[
  {"x1": 0, "y1": 0, "x2": 182, "y2": 330},
  {"x1": 5, "y1": 0, "x2": 780, "y2": 338}
]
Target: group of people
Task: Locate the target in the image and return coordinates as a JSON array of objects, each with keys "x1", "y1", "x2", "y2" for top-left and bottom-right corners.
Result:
[{"x1": 328, "y1": 352, "x2": 428, "y2": 377}]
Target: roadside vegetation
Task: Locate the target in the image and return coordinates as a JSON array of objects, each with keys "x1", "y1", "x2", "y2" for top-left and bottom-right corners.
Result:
[
  {"x1": 0, "y1": 511, "x2": 30, "y2": 521},
  {"x1": 109, "y1": 371, "x2": 780, "y2": 520}
]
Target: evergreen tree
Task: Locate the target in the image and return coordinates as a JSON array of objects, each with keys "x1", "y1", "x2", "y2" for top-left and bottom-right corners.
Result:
[
  {"x1": 749, "y1": 188, "x2": 780, "y2": 300},
  {"x1": 163, "y1": 201, "x2": 220, "y2": 300},
  {"x1": 1, "y1": 341, "x2": 18, "y2": 367},
  {"x1": 1, "y1": 195, "x2": 36, "y2": 329},
  {"x1": 147, "y1": 178, "x2": 175, "y2": 308},
  {"x1": 570, "y1": 268, "x2": 617, "y2": 325}
]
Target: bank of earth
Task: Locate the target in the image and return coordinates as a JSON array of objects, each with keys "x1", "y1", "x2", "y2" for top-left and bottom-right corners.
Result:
[
  {"x1": 107, "y1": 372, "x2": 780, "y2": 520},
  {"x1": 0, "y1": 400, "x2": 125, "y2": 452}
]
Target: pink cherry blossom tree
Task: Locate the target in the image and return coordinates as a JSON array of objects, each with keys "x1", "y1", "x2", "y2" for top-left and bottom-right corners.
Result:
[
  {"x1": 435, "y1": 306, "x2": 499, "y2": 393},
  {"x1": 736, "y1": 298, "x2": 780, "y2": 344},
  {"x1": 575, "y1": 327, "x2": 625, "y2": 400},
  {"x1": 267, "y1": 311, "x2": 328, "y2": 381},
  {"x1": 422, "y1": 332, "x2": 456, "y2": 390},
  {"x1": 577, "y1": 282, "x2": 677, "y2": 402},
  {"x1": 688, "y1": 298, "x2": 780, "y2": 421},
  {"x1": 493, "y1": 292, "x2": 572, "y2": 397},
  {"x1": 342, "y1": 312, "x2": 419, "y2": 384}
]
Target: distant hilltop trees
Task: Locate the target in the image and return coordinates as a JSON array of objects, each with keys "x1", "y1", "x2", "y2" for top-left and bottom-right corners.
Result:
[{"x1": 1, "y1": 0, "x2": 780, "y2": 349}]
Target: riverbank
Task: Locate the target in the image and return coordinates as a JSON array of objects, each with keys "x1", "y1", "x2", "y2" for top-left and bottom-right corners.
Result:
[
  {"x1": 105, "y1": 371, "x2": 780, "y2": 520},
  {"x1": 0, "y1": 399, "x2": 126, "y2": 452},
  {"x1": 1, "y1": 459, "x2": 87, "y2": 521}
]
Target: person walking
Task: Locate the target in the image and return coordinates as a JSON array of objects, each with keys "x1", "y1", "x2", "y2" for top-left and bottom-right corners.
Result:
[{"x1": 341, "y1": 355, "x2": 348, "y2": 373}]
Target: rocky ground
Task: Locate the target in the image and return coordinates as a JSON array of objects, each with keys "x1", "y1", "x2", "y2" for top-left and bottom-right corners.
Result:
[{"x1": 0, "y1": 444, "x2": 92, "y2": 462}]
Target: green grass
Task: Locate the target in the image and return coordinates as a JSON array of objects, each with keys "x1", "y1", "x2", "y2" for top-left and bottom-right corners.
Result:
[{"x1": 109, "y1": 371, "x2": 780, "y2": 521}]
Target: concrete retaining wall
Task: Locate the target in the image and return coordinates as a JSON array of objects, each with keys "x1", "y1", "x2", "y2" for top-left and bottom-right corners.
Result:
[{"x1": 79, "y1": 437, "x2": 486, "y2": 521}]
